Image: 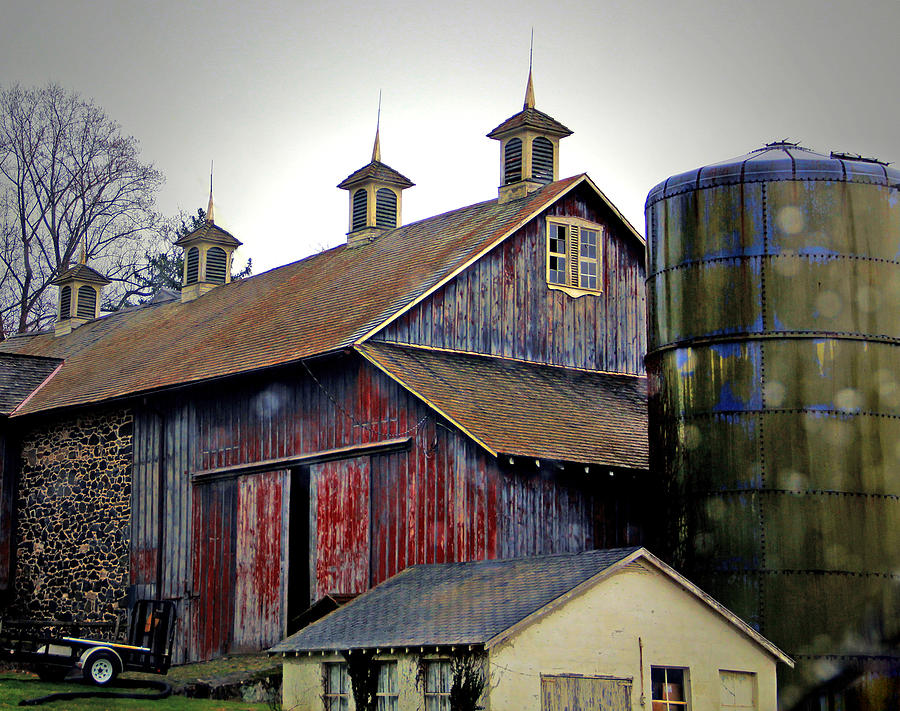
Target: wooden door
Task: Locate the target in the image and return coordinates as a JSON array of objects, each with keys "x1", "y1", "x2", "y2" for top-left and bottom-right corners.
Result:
[
  {"x1": 311, "y1": 457, "x2": 370, "y2": 599},
  {"x1": 541, "y1": 674, "x2": 632, "y2": 711}
]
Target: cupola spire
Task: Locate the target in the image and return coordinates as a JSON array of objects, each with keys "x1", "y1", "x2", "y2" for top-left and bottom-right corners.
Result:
[
  {"x1": 372, "y1": 92, "x2": 382, "y2": 163},
  {"x1": 337, "y1": 96, "x2": 414, "y2": 246},
  {"x1": 524, "y1": 30, "x2": 535, "y2": 109},
  {"x1": 487, "y1": 44, "x2": 573, "y2": 204},
  {"x1": 207, "y1": 162, "x2": 215, "y2": 224}
]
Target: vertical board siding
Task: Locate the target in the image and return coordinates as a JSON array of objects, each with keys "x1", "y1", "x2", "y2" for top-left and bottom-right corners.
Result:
[
  {"x1": 132, "y1": 353, "x2": 609, "y2": 662},
  {"x1": 377, "y1": 190, "x2": 647, "y2": 374},
  {"x1": 311, "y1": 457, "x2": 370, "y2": 598}
]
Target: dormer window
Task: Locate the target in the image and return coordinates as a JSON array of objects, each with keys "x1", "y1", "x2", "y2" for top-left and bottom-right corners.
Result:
[
  {"x1": 59, "y1": 286, "x2": 72, "y2": 320},
  {"x1": 207, "y1": 247, "x2": 227, "y2": 284},
  {"x1": 504, "y1": 138, "x2": 523, "y2": 184},
  {"x1": 185, "y1": 247, "x2": 200, "y2": 285},
  {"x1": 533, "y1": 137, "x2": 553, "y2": 183},
  {"x1": 375, "y1": 188, "x2": 397, "y2": 228},
  {"x1": 546, "y1": 217, "x2": 603, "y2": 296},
  {"x1": 76, "y1": 285, "x2": 97, "y2": 319},
  {"x1": 352, "y1": 189, "x2": 368, "y2": 231}
]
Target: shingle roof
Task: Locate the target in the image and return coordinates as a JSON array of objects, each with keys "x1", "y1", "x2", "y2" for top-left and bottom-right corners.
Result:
[
  {"x1": 51, "y1": 263, "x2": 111, "y2": 286},
  {"x1": 269, "y1": 547, "x2": 639, "y2": 653},
  {"x1": 358, "y1": 343, "x2": 648, "y2": 468},
  {"x1": 0, "y1": 177, "x2": 585, "y2": 416},
  {"x1": 0, "y1": 353, "x2": 62, "y2": 415},
  {"x1": 487, "y1": 107, "x2": 573, "y2": 139},
  {"x1": 173, "y1": 222, "x2": 242, "y2": 247},
  {"x1": 337, "y1": 161, "x2": 415, "y2": 190}
]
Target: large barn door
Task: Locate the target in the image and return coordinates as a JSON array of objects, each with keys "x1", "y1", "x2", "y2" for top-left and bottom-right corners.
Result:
[
  {"x1": 233, "y1": 470, "x2": 287, "y2": 652},
  {"x1": 311, "y1": 457, "x2": 370, "y2": 599},
  {"x1": 190, "y1": 478, "x2": 237, "y2": 662},
  {"x1": 541, "y1": 674, "x2": 633, "y2": 711}
]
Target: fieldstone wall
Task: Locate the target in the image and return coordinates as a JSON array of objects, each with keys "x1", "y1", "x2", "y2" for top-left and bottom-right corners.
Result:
[{"x1": 13, "y1": 409, "x2": 132, "y2": 624}]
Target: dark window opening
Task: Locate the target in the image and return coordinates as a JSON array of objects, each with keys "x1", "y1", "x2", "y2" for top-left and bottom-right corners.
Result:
[{"x1": 287, "y1": 467, "x2": 311, "y2": 632}]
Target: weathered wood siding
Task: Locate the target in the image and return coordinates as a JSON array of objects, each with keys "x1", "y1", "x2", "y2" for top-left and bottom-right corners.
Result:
[
  {"x1": 131, "y1": 354, "x2": 614, "y2": 662},
  {"x1": 378, "y1": 187, "x2": 646, "y2": 374}
]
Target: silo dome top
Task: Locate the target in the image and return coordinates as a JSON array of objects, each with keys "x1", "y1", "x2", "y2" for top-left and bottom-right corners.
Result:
[{"x1": 646, "y1": 142, "x2": 900, "y2": 209}]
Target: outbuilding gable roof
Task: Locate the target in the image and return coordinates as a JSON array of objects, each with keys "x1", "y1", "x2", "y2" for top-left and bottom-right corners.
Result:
[
  {"x1": 0, "y1": 353, "x2": 63, "y2": 415},
  {"x1": 269, "y1": 547, "x2": 794, "y2": 667},
  {"x1": 270, "y1": 547, "x2": 638, "y2": 653},
  {"x1": 0, "y1": 176, "x2": 599, "y2": 416},
  {"x1": 358, "y1": 343, "x2": 648, "y2": 468}
]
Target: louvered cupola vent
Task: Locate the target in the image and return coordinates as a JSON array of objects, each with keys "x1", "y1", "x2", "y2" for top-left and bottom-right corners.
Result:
[
  {"x1": 533, "y1": 137, "x2": 554, "y2": 183},
  {"x1": 504, "y1": 138, "x2": 523, "y2": 184},
  {"x1": 76, "y1": 285, "x2": 97, "y2": 319},
  {"x1": 52, "y1": 261, "x2": 111, "y2": 337},
  {"x1": 488, "y1": 68, "x2": 573, "y2": 203},
  {"x1": 59, "y1": 286, "x2": 72, "y2": 320},
  {"x1": 337, "y1": 119, "x2": 413, "y2": 246},
  {"x1": 185, "y1": 247, "x2": 200, "y2": 285},
  {"x1": 206, "y1": 247, "x2": 227, "y2": 284},
  {"x1": 174, "y1": 183, "x2": 242, "y2": 303},
  {"x1": 352, "y1": 190, "x2": 368, "y2": 230},
  {"x1": 375, "y1": 189, "x2": 398, "y2": 228}
]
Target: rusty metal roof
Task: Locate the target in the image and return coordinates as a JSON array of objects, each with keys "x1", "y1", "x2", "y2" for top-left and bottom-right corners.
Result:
[
  {"x1": 0, "y1": 177, "x2": 586, "y2": 416},
  {"x1": 0, "y1": 353, "x2": 62, "y2": 415},
  {"x1": 269, "y1": 547, "x2": 639, "y2": 652},
  {"x1": 337, "y1": 160, "x2": 415, "y2": 190},
  {"x1": 486, "y1": 107, "x2": 573, "y2": 139},
  {"x1": 358, "y1": 343, "x2": 648, "y2": 468}
]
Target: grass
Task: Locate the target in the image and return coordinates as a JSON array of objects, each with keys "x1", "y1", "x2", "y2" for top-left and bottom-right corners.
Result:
[{"x1": 0, "y1": 671, "x2": 274, "y2": 710}]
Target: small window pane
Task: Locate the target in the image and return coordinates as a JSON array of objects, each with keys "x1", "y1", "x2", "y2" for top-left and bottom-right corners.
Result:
[
  {"x1": 651, "y1": 667, "x2": 688, "y2": 710},
  {"x1": 425, "y1": 660, "x2": 451, "y2": 711}
]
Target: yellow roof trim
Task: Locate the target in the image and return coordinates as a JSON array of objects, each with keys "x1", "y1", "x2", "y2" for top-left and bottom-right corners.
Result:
[{"x1": 355, "y1": 344, "x2": 499, "y2": 458}]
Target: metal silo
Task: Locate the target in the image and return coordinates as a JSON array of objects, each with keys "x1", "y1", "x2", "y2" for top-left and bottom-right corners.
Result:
[{"x1": 645, "y1": 143, "x2": 900, "y2": 709}]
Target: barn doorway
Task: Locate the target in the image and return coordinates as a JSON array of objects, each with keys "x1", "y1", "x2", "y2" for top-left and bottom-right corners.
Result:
[{"x1": 287, "y1": 466, "x2": 311, "y2": 633}]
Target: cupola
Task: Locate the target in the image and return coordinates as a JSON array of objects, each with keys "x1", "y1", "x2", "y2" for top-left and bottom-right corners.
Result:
[
  {"x1": 337, "y1": 120, "x2": 414, "y2": 247},
  {"x1": 174, "y1": 184, "x2": 242, "y2": 302},
  {"x1": 51, "y1": 257, "x2": 110, "y2": 337},
  {"x1": 487, "y1": 68, "x2": 573, "y2": 204}
]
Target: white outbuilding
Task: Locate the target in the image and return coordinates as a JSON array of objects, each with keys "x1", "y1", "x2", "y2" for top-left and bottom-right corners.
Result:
[{"x1": 270, "y1": 547, "x2": 793, "y2": 710}]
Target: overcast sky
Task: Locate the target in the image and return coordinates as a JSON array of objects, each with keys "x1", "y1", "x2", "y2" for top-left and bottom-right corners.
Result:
[{"x1": 3, "y1": 0, "x2": 898, "y2": 274}]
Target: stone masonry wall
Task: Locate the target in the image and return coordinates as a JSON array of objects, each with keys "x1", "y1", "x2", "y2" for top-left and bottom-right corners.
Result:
[{"x1": 13, "y1": 409, "x2": 132, "y2": 624}]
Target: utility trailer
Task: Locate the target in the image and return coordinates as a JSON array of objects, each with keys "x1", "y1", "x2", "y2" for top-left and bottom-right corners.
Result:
[{"x1": 0, "y1": 599, "x2": 176, "y2": 686}]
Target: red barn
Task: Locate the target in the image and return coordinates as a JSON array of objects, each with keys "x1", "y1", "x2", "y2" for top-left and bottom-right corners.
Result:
[{"x1": 0, "y1": 78, "x2": 648, "y2": 663}]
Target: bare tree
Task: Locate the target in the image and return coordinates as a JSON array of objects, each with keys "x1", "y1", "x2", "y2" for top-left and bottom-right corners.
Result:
[{"x1": 0, "y1": 83, "x2": 162, "y2": 335}]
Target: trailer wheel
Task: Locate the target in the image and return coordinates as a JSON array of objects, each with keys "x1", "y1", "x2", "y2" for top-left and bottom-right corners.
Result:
[
  {"x1": 36, "y1": 665, "x2": 70, "y2": 682},
  {"x1": 83, "y1": 650, "x2": 119, "y2": 686}
]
